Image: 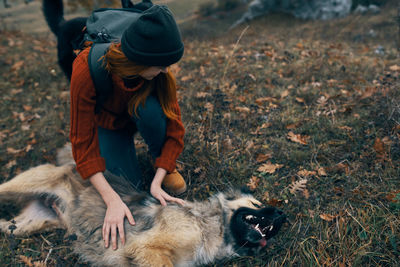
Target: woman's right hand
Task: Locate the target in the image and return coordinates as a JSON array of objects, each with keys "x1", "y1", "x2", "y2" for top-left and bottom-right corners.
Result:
[
  {"x1": 89, "y1": 172, "x2": 135, "y2": 250},
  {"x1": 103, "y1": 196, "x2": 135, "y2": 250}
]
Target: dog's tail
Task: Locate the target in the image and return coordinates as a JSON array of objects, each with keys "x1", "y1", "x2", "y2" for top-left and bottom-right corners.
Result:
[{"x1": 42, "y1": 0, "x2": 65, "y2": 36}]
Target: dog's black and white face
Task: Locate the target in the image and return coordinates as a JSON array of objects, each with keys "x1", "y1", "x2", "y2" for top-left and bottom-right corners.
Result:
[
  {"x1": 230, "y1": 206, "x2": 286, "y2": 248},
  {"x1": 222, "y1": 189, "x2": 286, "y2": 249}
]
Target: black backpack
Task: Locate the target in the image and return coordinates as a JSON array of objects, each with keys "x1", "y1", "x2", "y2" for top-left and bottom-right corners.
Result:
[{"x1": 84, "y1": 0, "x2": 153, "y2": 113}]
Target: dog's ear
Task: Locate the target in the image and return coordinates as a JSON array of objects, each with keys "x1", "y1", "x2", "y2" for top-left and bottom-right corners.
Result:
[
  {"x1": 240, "y1": 186, "x2": 255, "y2": 195},
  {"x1": 121, "y1": 0, "x2": 134, "y2": 8}
]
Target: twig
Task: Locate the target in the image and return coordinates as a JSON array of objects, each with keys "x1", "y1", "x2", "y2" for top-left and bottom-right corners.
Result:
[
  {"x1": 222, "y1": 25, "x2": 249, "y2": 82},
  {"x1": 44, "y1": 248, "x2": 53, "y2": 264},
  {"x1": 397, "y1": 3, "x2": 400, "y2": 53},
  {"x1": 40, "y1": 234, "x2": 53, "y2": 246}
]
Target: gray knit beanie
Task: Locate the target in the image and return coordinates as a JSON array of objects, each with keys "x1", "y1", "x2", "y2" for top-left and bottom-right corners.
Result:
[{"x1": 121, "y1": 5, "x2": 184, "y2": 66}]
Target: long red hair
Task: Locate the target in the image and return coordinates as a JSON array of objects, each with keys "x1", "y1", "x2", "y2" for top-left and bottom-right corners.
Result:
[{"x1": 103, "y1": 43, "x2": 178, "y2": 120}]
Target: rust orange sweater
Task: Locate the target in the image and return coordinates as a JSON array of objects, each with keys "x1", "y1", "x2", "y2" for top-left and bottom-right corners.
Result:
[{"x1": 70, "y1": 48, "x2": 185, "y2": 179}]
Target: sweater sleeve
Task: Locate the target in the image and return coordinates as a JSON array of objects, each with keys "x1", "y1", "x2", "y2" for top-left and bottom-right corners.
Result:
[
  {"x1": 69, "y1": 49, "x2": 106, "y2": 179},
  {"x1": 154, "y1": 99, "x2": 185, "y2": 173}
]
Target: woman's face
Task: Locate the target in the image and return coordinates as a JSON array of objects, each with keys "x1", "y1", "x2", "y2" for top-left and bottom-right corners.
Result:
[{"x1": 139, "y1": 66, "x2": 168, "y2": 80}]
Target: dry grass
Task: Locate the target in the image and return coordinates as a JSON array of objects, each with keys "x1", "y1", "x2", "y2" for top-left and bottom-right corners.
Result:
[{"x1": 0, "y1": 0, "x2": 399, "y2": 266}]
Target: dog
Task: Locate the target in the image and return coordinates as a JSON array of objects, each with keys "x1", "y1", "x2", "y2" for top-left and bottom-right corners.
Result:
[
  {"x1": 42, "y1": 0, "x2": 153, "y2": 80},
  {"x1": 0, "y1": 144, "x2": 286, "y2": 266}
]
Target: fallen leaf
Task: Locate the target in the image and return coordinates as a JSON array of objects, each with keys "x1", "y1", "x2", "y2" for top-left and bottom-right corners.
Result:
[
  {"x1": 381, "y1": 136, "x2": 392, "y2": 146},
  {"x1": 193, "y1": 167, "x2": 202, "y2": 174},
  {"x1": 19, "y1": 255, "x2": 33, "y2": 267},
  {"x1": 260, "y1": 123, "x2": 271, "y2": 129},
  {"x1": 11, "y1": 60, "x2": 24, "y2": 71},
  {"x1": 204, "y1": 102, "x2": 214, "y2": 112},
  {"x1": 295, "y1": 97, "x2": 305, "y2": 103},
  {"x1": 287, "y1": 131, "x2": 309, "y2": 145},
  {"x1": 169, "y1": 64, "x2": 181, "y2": 75},
  {"x1": 262, "y1": 191, "x2": 270, "y2": 202},
  {"x1": 7, "y1": 147, "x2": 23, "y2": 154},
  {"x1": 10, "y1": 89, "x2": 23, "y2": 95},
  {"x1": 247, "y1": 176, "x2": 260, "y2": 190},
  {"x1": 297, "y1": 169, "x2": 316, "y2": 177},
  {"x1": 5, "y1": 160, "x2": 17, "y2": 169},
  {"x1": 267, "y1": 198, "x2": 283, "y2": 207},
  {"x1": 255, "y1": 97, "x2": 277, "y2": 105},
  {"x1": 200, "y1": 65, "x2": 206, "y2": 76},
  {"x1": 235, "y1": 96, "x2": 245, "y2": 103},
  {"x1": 0, "y1": 130, "x2": 9, "y2": 141},
  {"x1": 281, "y1": 89, "x2": 289, "y2": 98},
  {"x1": 13, "y1": 111, "x2": 26, "y2": 122},
  {"x1": 248, "y1": 74, "x2": 256, "y2": 81},
  {"x1": 317, "y1": 167, "x2": 327, "y2": 176},
  {"x1": 196, "y1": 92, "x2": 210, "y2": 98},
  {"x1": 21, "y1": 124, "x2": 31, "y2": 131},
  {"x1": 176, "y1": 162, "x2": 184, "y2": 171},
  {"x1": 256, "y1": 153, "x2": 272, "y2": 163},
  {"x1": 296, "y1": 42, "x2": 304, "y2": 49},
  {"x1": 223, "y1": 136, "x2": 233, "y2": 150},
  {"x1": 180, "y1": 75, "x2": 192, "y2": 82},
  {"x1": 257, "y1": 162, "x2": 284, "y2": 174},
  {"x1": 245, "y1": 140, "x2": 255, "y2": 152},
  {"x1": 336, "y1": 163, "x2": 350, "y2": 175},
  {"x1": 360, "y1": 86, "x2": 377, "y2": 99},
  {"x1": 389, "y1": 65, "x2": 400, "y2": 71},
  {"x1": 373, "y1": 138, "x2": 385, "y2": 158},
  {"x1": 235, "y1": 106, "x2": 250, "y2": 113},
  {"x1": 320, "y1": 213, "x2": 337, "y2": 222},
  {"x1": 25, "y1": 144, "x2": 33, "y2": 152},
  {"x1": 338, "y1": 126, "x2": 353, "y2": 131},
  {"x1": 59, "y1": 91, "x2": 70, "y2": 100},
  {"x1": 289, "y1": 178, "x2": 308, "y2": 194},
  {"x1": 223, "y1": 113, "x2": 231, "y2": 120},
  {"x1": 286, "y1": 122, "x2": 301, "y2": 129},
  {"x1": 385, "y1": 190, "x2": 400, "y2": 202},
  {"x1": 33, "y1": 261, "x2": 46, "y2": 267},
  {"x1": 303, "y1": 189, "x2": 310, "y2": 199},
  {"x1": 23, "y1": 105, "x2": 32, "y2": 111}
]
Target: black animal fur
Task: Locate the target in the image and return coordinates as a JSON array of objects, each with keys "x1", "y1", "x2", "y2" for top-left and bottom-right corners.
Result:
[{"x1": 42, "y1": 0, "x2": 153, "y2": 80}]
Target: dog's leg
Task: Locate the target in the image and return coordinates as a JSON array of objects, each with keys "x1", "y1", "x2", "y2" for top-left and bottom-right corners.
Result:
[
  {"x1": 0, "y1": 199, "x2": 64, "y2": 235},
  {"x1": 0, "y1": 164, "x2": 87, "y2": 236}
]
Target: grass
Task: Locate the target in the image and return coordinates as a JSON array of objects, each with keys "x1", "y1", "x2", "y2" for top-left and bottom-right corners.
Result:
[{"x1": 0, "y1": 0, "x2": 399, "y2": 266}]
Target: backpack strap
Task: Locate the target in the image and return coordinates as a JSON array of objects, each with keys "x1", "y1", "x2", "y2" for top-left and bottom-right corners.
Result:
[{"x1": 88, "y1": 43, "x2": 112, "y2": 114}]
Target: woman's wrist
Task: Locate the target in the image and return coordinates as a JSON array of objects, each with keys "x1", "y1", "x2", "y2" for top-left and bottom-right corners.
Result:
[
  {"x1": 89, "y1": 172, "x2": 121, "y2": 206},
  {"x1": 152, "y1": 168, "x2": 167, "y2": 186}
]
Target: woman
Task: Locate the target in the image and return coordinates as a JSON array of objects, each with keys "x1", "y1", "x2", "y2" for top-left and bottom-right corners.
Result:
[{"x1": 69, "y1": 5, "x2": 186, "y2": 251}]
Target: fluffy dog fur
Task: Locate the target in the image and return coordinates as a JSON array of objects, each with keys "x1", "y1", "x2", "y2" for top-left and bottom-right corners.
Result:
[{"x1": 0, "y1": 145, "x2": 285, "y2": 266}]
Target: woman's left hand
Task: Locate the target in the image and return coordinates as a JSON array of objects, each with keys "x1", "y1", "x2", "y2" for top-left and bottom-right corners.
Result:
[{"x1": 150, "y1": 168, "x2": 185, "y2": 206}]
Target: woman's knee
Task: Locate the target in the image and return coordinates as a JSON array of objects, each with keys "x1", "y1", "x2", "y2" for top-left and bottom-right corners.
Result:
[{"x1": 134, "y1": 95, "x2": 166, "y2": 126}]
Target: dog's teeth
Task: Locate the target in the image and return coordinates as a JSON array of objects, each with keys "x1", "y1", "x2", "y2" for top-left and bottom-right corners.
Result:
[
  {"x1": 264, "y1": 225, "x2": 273, "y2": 232},
  {"x1": 255, "y1": 224, "x2": 259, "y2": 229},
  {"x1": 246, "y1": 215, "x2": 254, "y2": 220}
]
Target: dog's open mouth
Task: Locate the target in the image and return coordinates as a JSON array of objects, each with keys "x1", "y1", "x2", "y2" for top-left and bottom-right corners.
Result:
[
  {"x1": 243, "y1": 214, "x2": 274, "y2": 247},
  {"x1": 231, "y1": 206, "x2": 286, "y2": 248}
]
